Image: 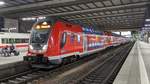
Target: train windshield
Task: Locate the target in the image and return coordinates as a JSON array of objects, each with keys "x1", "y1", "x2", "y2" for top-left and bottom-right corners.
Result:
[{"x1": 30, "y1": 21, "x2": 51, "y2": 44}]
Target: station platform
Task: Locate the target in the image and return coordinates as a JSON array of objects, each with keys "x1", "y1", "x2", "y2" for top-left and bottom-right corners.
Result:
[
  {"x1": 113, "y1": 41, "x2": 150, "y2": 84},
  {"x1": 0, "y1": 51, "x2": 26, "y2": 65}
]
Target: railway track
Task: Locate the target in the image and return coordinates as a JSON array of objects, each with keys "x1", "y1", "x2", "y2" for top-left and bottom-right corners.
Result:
[
  {"x1": 0, "y1": 42, "x2": 134, "y2": 84},
  {"x1": 74, "y1": 42, "x2": 134, "y2": 84},
  {"x1": 0, "y1": 49, "x2": 108, "y2": 84},
  {"x1": 43, "y1": 42, "x2": 134, "y2": 84}
]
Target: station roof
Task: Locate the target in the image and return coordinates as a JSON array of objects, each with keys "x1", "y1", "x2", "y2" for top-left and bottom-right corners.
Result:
[{"x1": 0, "y1": 0, "x2": 149, "y2": 31}]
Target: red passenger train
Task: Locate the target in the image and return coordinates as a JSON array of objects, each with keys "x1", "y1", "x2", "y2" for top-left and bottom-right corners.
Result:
[{"x1": 24, "y1": 18, "x2": 128, "y2": 68}]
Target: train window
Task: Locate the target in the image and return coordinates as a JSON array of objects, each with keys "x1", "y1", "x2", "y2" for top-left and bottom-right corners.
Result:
[
  {"x1": 1, "y1": 38, "x2": 6, "y2": 43},
  {"x1": 8, "y1": 39, "x2": 11, "y2": 43},
  {"x1": 6, "y1": 39, "x2": 9, "y2": 43},
  {"x1": 15, "y1": 38, "x2": 29, "y2": 43},
  {"x1": 23, "y1": 39, "x2": 27, "y2": 43},
  {"x1": 5, "y1": 39, "x2": 7, "y2": 43},
  {"x1": 12, "y1": 39, "x2": 15, "y2": 43},
  {"x1": 24, "y1": 39, "x2": 28, "y2": 43},
  {"x1": 19, "y1": 39, "x2": 21, "y2": 43},
  {"x1": 22, "y1": 39, "x2": 25, "y2": 43},
  {"x1": 60, "y1": 32, "x2": 67, "y2": 49},
  {"x1": 9, "y1": 38, "x2": 14, "y2": 43},
  {"x1": 26, "y1": 39, "x2": 29, "y2": 43},
  {"x1": 14, "y1": 39, "x2": 17, "y2": 43},
  {"x1": 1, "y1": 39, "x2": 4, "y2": 43},
  {"x1": 77, "y1": 35, "x2": 80, "y2": 43},
  {"x1": 16, "y1": 39, "x2": 21, "y2": 43},
  {"x1": 1, "y1": 38, "x2": 29, "y2": 44},
  {"x1": 17, "y1": 39, "x2": 20, "y2": 43},
  {"x1": 2, "y1": 39, "x2": 4, "y2": 43},
  {"x1": 15, "y1": 39, "x2": 18, "y2": 43},
  {"x1": 71, "y1": 34, "x2": 75, "y2": 42}
]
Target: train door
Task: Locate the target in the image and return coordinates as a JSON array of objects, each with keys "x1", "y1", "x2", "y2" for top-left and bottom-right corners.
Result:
[
  {"x1": 83, "y1": 34, "x2": 87, "y2": 52},
  {"x1": 60, "y1": 32, "x2": 75, "y2": 54},
  {"x1": 60, "y1": 32, "x2": 67, "y2": 50}
]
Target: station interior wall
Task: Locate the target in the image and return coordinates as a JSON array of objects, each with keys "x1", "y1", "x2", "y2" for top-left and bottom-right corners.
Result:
[
  {"x1": 0, "y1": 17, "x2": 4, "y2": 31},
  {"x1": 18, "y1": 20, "x2": 34, "y2": 33},
  {"x1": 0, "y1": 17, "x2": 35, "y2": 33},
  {"x1": 4, "y1": 18, "x2": 18, "y2": 32}
]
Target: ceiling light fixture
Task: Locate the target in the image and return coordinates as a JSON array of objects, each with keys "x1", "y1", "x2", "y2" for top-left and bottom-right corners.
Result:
[
  {"x1": 0, "y1": 1, "x2": 5, "y2": 5},
  {"x1": 145, "y1": 24, "x2": 150, "y2": 27},
  {"x1": 145, "y1": 19, "x2": 150, "y2": 22},
  {"x1": 21, "y1": 16, "x2": 46, "y2": 21}
]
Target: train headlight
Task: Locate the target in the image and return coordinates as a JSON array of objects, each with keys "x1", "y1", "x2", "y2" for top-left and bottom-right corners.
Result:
[
  {"x1": 42, "y1": 45, "x2": 48, "y2": 51},
  {"x1": 29, "y1": 45, "x2": 34, "y2": 50}
]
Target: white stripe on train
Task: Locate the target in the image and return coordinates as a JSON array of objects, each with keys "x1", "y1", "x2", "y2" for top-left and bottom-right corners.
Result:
[{"x1": 48, "y1": 47, "x2": 107, "y2": 60}]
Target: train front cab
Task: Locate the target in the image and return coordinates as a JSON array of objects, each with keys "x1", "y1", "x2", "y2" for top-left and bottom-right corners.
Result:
[{"x1": 24, "y1": 21, "x2": 84, "y2": 66}]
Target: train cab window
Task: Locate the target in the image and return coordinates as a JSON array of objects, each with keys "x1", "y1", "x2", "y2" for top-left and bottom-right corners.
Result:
[
  {"x1": 30, "y1": 21, "x2": 51, "y2": 44},
  {"x1": 60, "y1": 32, "x2": 67, "y2": 49}
]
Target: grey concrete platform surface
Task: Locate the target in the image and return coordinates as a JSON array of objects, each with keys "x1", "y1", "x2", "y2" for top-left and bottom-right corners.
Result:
[
  {"x1": 0, "y1": 51, "x2": 26, "y2": 65},
  {"x1": 113, "y1": 41, "x2": 150, "y2": 84}
]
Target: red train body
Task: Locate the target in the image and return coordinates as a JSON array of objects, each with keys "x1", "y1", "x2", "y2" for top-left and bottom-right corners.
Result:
[{"x1": 24, "y1": 19, "x2": 128, "y2": 67}]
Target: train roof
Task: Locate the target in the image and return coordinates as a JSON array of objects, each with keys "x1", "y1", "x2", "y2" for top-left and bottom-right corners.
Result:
[
  {"x1": 0, "y1": 32, "x2": 29, "y2": 38},
  {"x1": 0, "y1": 32, "x2": 29, "y2": 34}
]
